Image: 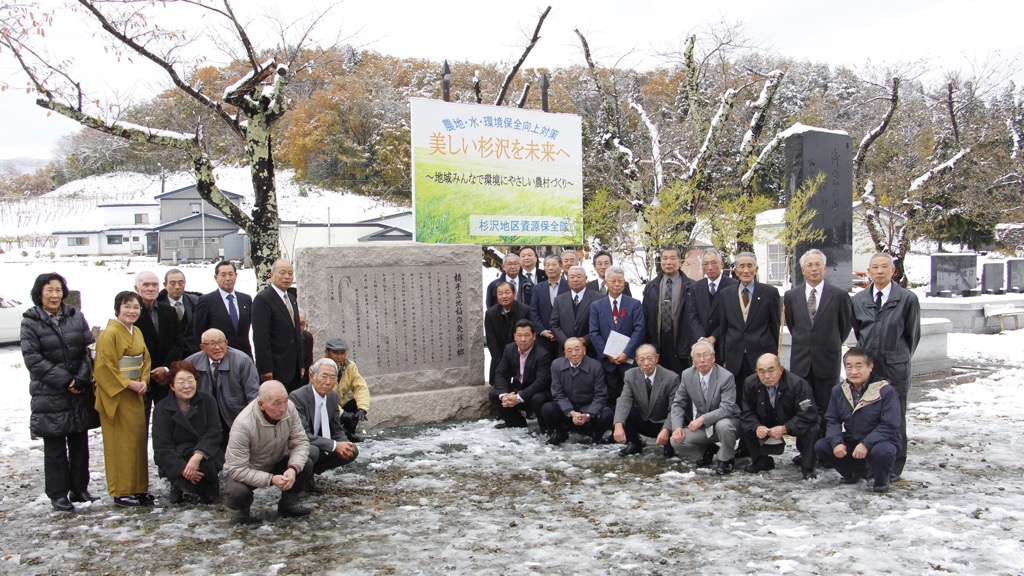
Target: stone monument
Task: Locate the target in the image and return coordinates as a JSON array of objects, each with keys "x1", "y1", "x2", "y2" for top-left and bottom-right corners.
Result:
[
  {"x1": 784, "y1": 126, "x2": 853, "y2": 290},
  {"x1": 981, "y1": 262, "x2": 1005, "y2": 294},
  {"x1": 1007, "y1": 259, "x2": 1024, "y2": 293},
  {"x1": 295, "y1": 244, "x2": 486, "y2": 429},
  {"x1": 929, "y1": 254, "x2": 977, "y2": 296}
]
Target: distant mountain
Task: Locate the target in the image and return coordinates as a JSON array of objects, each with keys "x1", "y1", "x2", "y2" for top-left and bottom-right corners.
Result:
[{"x1": 0, "y1": 158, "x2": 49, "y2": 175}]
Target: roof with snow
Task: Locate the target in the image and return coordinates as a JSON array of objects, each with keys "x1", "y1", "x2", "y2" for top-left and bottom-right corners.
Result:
[
  {"x1": 155, "y1": 185, "x2": 244, "y2": 201},
  {"x1": 154, "y1": 213, "x2": 240, "y2": 231}
]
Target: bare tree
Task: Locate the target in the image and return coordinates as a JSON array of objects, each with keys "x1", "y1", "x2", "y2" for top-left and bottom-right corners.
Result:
[{"x1": 0, "y1": 0, "x2": 338, "y2": 285}]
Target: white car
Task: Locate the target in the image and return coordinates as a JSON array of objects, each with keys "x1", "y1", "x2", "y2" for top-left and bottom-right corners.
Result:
[{"x1": 0, "y1": 294, "x2": 29, "y2": 344}]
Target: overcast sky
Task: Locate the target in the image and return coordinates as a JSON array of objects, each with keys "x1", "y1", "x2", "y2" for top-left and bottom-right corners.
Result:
[{"x1": 1, "y1": 0, "x2": 1022, "y2": 160}]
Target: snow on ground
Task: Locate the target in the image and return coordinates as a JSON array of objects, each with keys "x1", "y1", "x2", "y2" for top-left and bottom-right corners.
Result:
[{"x1": 1, "y1": 257, "x2": 1023, "y2": 574}]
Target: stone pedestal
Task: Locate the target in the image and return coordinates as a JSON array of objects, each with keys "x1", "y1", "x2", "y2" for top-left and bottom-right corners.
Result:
[
  {"x1": 1007, "y1": 259, "x2": 1024, "y2": 292},
  {"x1": 930, "y1": 254, "x2": 977, "y2": 296},
  {"x1": 784, "y1": 127, "x2": 853, "y2": 290},
  {"x1": 295, "y1": 243, "x2": 488, "y2": 429}
]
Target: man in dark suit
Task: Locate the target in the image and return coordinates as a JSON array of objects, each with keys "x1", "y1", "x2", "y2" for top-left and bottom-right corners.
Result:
[
  {"x1": 551, "y1": 266, "x2": 603, "y2": 359},
  {"x1": 252, "y1": 259, "x2": 304, "y2": 392},
  {"x1": 707, "y1": 252, "x2": 781, "y2": 397},
  {"x1": 192, "y1": 260, "x2": 253, "y2": 358},
  {"x1": 134, "y1": 270, "x2": 184, "y2": 420},
  {"x1": 490, "y1": 320, "x2": 553, "y2": 430},
  {"x1": 541, "y1": 337, "x2": 613, "y2": 445},
  {"x1": 530, "y1": 254, "x2": 569, "y2": 356},
  {"x1": 784, "y1": 249, "x2": 853, "y2": 440},
  {"x1": 485, "y1": 253, "x2": 532, "y2": 308},
  {"x1": 484, "y1": 281, "x2": 531, "y2": 384},
  {"x1": 518, "y1": 246, "x2": 547, "y2": 285},
  {"x1": 642, "y1": 246, "x2": 692, "y2": 373},
  {"x1": 613, "y1": 344, "x2": 680, "y2": 457},
  {"x1": 851, "y1": 253, "x2": 920, "y2": 482},
  {"x1": 559, "y1": 249, "x2": 580, "y2": 279},
  {"x1": 157, "y1": 268, "x2": 200, "y2": 356},
  {"x1": 739, "y1": 354, "x2": 819, "y2": 479},
  {"x1": 289, "y1": 358, "x2": 358, "y2": 491},
  {"x1": 670, "y1": 340, "x2": 739, "y2": 475},
  {"x1": 589, "y1": 266, "x2": 645, "y2": 403},
  {"x1": 684, "y1": 247, "x2": 737, "y2": 360},
  {"x1": 587, "y1": 250, "x2": 632, "y2": 297}
]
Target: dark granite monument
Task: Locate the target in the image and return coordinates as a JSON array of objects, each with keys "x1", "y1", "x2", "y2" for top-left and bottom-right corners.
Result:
[
  {"x1": 930, "y1": 254, "x2": 977, "y2": 296},
  {"x1": 1007, "y1": 259, "x2": 1024, "y2": 293},
  {"x1": 295, "y1": 244, "x2": 487, "y2": 428},
  {"x1": 981, "y1": 262, "x2": 1005, "y2": 294},
  {"x1": 784, "y1": 126, "x2": 853, "y2": 290}
]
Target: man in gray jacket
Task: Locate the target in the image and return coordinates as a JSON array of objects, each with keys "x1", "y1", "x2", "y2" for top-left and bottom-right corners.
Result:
[
  {"x1": 224, "y1": 380, "x2": 312, "y2": 524},
  {"x1": 852, "y1": 253, "x2": 920, "y2": 481},
  {"x1": 186, "y1": 329, "x2": 260, "y2": 450}
]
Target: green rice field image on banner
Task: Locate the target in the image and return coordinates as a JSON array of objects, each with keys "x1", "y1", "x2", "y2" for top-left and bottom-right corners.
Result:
[{"x1": 410, "y1": 98, "x2": 583, "y2": 245}]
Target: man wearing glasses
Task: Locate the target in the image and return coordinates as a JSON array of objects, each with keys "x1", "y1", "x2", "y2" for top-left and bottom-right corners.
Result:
[{"x1": 185, "y1": 328, "x2": 261, "y2": 450}]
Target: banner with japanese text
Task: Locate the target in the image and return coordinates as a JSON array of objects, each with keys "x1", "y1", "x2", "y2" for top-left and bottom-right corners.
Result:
[{"x1": 410, "y1": 98, "x2": 583, "y2": 244}]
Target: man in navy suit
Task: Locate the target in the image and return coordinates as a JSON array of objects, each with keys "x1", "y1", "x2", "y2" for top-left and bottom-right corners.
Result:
[
  {"x1": 490, "y1": 320, "x2": 553, "y2": 430},
  {"x1": 252, "y1": 259, "x2": 304, "y2": 392},
  {"x1": 193, "y1": 260, "x2": 253, "y2": 358},
  {"x1": 550, "y1": 266, "x2": 602, "y2": 359},
  {"x1": 784, "y1": 249, "x2": 853, "y2": 440},
  {"x1": 541, "y1": 337, "x2": 612, "y2": 445},
  {"x1": 530, "y1": 254, "x2": 569, "y2": 356},
  {"x1": 707, "y1": 252, "x2": 781, "y2": 398},
  {"x1": 485, "y1": 253, "x2": 532, "y2": 308},
  {"x1": 641, "y1": 246, "x2": 692, "y2": 373},
  {"x1": 157, "y1": 268, "x2": 200, "y2": 356},
  {"x1": 684, "y1": 248, "x2": 737, "y2": 360},
  {"x1": 589, "y1": 266, "x2": 645, "y2": 403},
  {"x1": 518, "y1": 246, "x2": 547, "y2": 285}
]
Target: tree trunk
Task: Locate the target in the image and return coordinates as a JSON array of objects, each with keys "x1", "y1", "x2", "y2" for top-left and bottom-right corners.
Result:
[{"x1": 245, "y1": 112, "x2": 281, "y2": 288}]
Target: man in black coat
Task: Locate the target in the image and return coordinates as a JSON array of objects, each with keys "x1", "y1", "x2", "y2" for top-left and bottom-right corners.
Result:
[
  {"x1": 530, "y1": 254, "x2": 568, "y2": 357},
  {"x1": 485, "y1": 252, "x2": 533, "y2": 308},
  {"x1": 784, "y1": 249, "x2": 853, "y2": 438},
  {"x1": 484, "y1": 281, "x2": 531, "y2": 384},
  {"x1": 683, "y1": 247, "x2": 737, "y2": 360},
  {"x1": 192, "y1": 260, "x2": 253, "y2": 358},
  {"x1": 586, "y1": 250, "x2": 632, "y2": 297},
  {"x1": 491, "y1": 320, "x2": 553, "y2": 430},
  {"x1": 134, "y1": 271, "x2": 184, "y2": 419},
  {"x1": 739, "y1": 354, "x2": 819, "y2": 479},
  {"x1": 540, "y1": 337, "x2": 613, "y2": 445},
  {"x1": 641, "y1": 246, "x2": 692, "y2": 373},
  {"x1": 706, "y1": 252, "x2": 781, "y2": 397},
  {"x1": 550, "y1": 266, "x2": 603, "y2": 359},
  {"x1": 252, "y1": 259, "x2": 305, "y2": 392},
  {"x1": 157, "y1": 268, "x2": 201, "y2": 357}
]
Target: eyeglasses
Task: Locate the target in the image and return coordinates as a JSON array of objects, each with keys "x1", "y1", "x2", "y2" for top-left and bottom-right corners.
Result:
[
  {"x1": 202, "y1": 340, "x2": 227, "y2": 347},
  {"x1": 692, "y1": 353, "x2": 713, "y2": 360}
]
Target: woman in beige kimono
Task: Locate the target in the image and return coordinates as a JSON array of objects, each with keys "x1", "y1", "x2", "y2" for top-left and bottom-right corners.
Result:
[{"x1": 94, "y1": 291, "x2": 153, "y2": 507}]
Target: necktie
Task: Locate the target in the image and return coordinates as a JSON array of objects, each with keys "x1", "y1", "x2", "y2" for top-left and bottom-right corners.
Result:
[
  {"x1": 284, "y1": 294, "x2": 295, "y2": 325},
  {"x1": 742, "y1": 287, "x2": 750, "y2": 307},
  {"x1": 808, "y1": 287, "x2": 817, "y2": 318},
  {"x1": 645, "y1": 376, "x2": 653, "y2": 395},
  {"x1": 319, "y1": 400, "x2": 331, "y2": 438},
  {"x1": 709, "y1": 281, "x2": 716, "y2": 296},
  {"x1": 571, "y1": 365, "x2": 578, "y2": 377},
  {"x1": 600, "y1": 282, "x2": 608, "y2": 295},
  {"x1": 875, "y1": 290, "x2": 883, "y2": 309},
  {"x1": 573, "y1": 294, "x2": 580, "y2": 305},
  {"x1": 769, "y1": 386, "x2": 777, "y2": 408},
  {"x1": 701, "y1": 376, "x2": 709, "y2": 401},
  {"x1": 227, "y1": 294, "x2": 239, "y2": 331},
  {"x1": 174, "y1": 300, "x2": 184, "y2": 321},
  {"x1": 661, "y1": 277, "x2": 674, "y2": 333},
  {"x1": 550, "y1": 283, "x2": 558, "y2": 305},
  {"x1": 612, "y1": 299, "x2": 619, "y2": 327},
  {"x1": 210, "y1": 361, "x2": 220, "y2": 389}
]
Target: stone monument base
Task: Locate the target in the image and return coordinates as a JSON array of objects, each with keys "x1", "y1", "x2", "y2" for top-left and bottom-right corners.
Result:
[{"x1": 366, "y1": 385, "x2": 491, "y2": 430}]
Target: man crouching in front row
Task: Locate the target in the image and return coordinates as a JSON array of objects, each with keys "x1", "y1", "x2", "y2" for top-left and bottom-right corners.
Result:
[
  {"x1": 224, "y1": 380, "x2": 313, "y2": 524},
  {"x1": 814, "y1": 347, "x2": 902, "y2": 493}
]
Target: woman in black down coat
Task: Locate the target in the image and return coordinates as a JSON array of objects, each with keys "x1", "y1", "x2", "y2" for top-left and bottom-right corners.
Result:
[
  {"x1": 20, "y1": 272, "x2": 99, "y2": 512},
  {"x1": 152, "y1": 361, "x2": 223, "y2": 504}
]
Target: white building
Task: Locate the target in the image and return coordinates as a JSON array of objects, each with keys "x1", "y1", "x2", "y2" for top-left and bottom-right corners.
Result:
[{"x1": 53, "y1": 202, "x2": 159, "y2": 257}]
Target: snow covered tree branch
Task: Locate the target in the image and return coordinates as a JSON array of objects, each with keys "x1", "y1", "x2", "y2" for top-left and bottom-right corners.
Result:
[
  {"x1": 688, "y1": 86, "x2": 741, "y2": 184},
  {"x1": 738, "y1": 69, "x2": 784, "y2": 161},
  {"x1": 853, "y1": 76, "x2": 900, "y2": 189}
]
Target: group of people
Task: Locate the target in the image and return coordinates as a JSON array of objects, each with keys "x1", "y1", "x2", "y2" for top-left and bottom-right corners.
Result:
[
  {"x1": 485, "y1": 247, "x2": 920, "y2": 493},
  {"x1": 20, "y1": 259, "x2": 368, "y2": 523}
]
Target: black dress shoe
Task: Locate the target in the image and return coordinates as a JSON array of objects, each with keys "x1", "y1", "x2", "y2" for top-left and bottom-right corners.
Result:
[
  {"x1": 743, "y1": 456, "x2": 775, "y2": 473},
  {"x1": 135, "y1": 492, "x2": 156, "y2": 505},
  {"x1": 663, "y1": 445, "x2": 676, "y2": 459},
  {"x1": 114, "y1": 495, "x2": 145, "y2": 507},
  {"x1": 51, "y1": 497, "x2": 74, "y2": 512},
  {"x1": 695, "y1": 444, "x2": 719, "y2": 467},
  {"x1": 345, "y1": 431, "x2": 365, "y2": 443},
  {"x1": 801, "y1": 467, "x2": 817, "y2": 480},
  {"x1": 232, "y1": 509, "x2": 262, "y2": 525},
  {"x1": 168, "y1": 486, "x2": 184, "y2": 504},
  {"x1": 278, "y1": 503, "x2": 311, "y2": 518},
  {"x1": 840, "y1": 474, "x2": 863, "y2": 485},
  {"x1": 69, "y1": 490, "x2": 99, "y2": 503},
  {"x1": 546, "y1": 431, "x2": 568, "y2": 446},
  {"x1": 199, "y1": 493, "x2": 218, "y2": 505},
  {"x1": 307, "y1": 477, "x2": 324, "y2": 493},
  {"x1": 888, "y1": 473, "x2": 901, "y2": 483},
  {"x1": 715, "y1": 459, "x2": 735, "y2": 476},
  {"x1": 873, "y1": 481, "x2": 891, "y2": 493},
  {"x1": 617, "y1": 441, "x2": 643, "y2": 457},
  {"x1": 791, "y1": 455, "x2": 803, "y2": 467}
]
